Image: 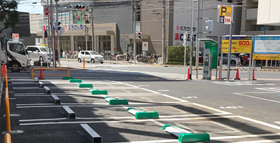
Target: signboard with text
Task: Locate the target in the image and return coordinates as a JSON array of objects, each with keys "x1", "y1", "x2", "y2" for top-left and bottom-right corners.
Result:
[
  {"x1": 222, "y1": 36, "x2": 252, "y2": 53},
  {"x1": 253, "y1": 36, "x2": 280, "y2": 54},
  {"x1": 253, "y1": 35, "x2": 280, "y2": 60},
  {"x1": 12, "y1": 33, "x2": 19, "y2": 41},
  {"x1": 142, "y1": 42, "x2": 148, "y2": 51},
  {"x1": 218, "y1": 5, "x2": 232, "y2": 25},
  {"x1": 173, "y1": 25, "x2": 196, "y2": 46}
]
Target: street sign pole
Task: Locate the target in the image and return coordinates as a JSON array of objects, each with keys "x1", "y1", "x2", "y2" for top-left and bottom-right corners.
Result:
[
  {"x1": 195, "y1": 0, "x2": 200, "y2": 79},
  {"x1": 189, "y1": 0, "x2": 194, "y2": 80},
  {"x1": 227, "y1": 23, "x2": 233, "y2": 81}
]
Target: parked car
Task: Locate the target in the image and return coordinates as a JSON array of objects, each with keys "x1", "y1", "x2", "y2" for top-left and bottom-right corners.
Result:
[
  {"x1": 26, "y1": 46, "x2": 51, "y2": 62},
  {"x1": 218, "y1": 53, "x2": 240, "y2": 65},
  {"x1": 78, "y1": 50, "x2": 104, "y2": 64}
]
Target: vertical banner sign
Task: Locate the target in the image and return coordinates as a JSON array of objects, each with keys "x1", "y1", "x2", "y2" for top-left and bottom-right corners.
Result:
[{"x1": 218, "y1": 5, "x2": 232, "y2": 25}]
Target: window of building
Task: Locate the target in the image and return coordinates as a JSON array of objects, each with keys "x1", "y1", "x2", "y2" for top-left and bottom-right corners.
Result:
[{"x1": 99, "y1": 36, "x2": 111, "y2": 53}]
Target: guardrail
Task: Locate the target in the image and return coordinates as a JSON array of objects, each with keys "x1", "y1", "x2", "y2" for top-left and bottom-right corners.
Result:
[
  {"x1": 4, "y1": 65, "x2": 11, "y2": 133},
  {"x1": 4, "y1": 133, "x2": 11, "y2": 143},
  {"x1": 31, "y1": 68, "x2": 70, "y2": 79}
]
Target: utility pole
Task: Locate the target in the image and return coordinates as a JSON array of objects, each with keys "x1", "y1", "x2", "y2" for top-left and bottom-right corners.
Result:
[
  {"x1": 55, "y1": 0, "x2": 60, "y2": 66},
  {"x1": 47, "y1": 0, "x2": 51, "y2": 68},
  {"x1": 85, "y1": 26, "x2": 88, "y2": 50},
  {"x1": 162, "y1": 0, "x2": 166, "y2": 65},
  {"x1": 133, "y1": 0, "x2": 136, "y2": 64},
  {"x1": 189, "y1": 0, "x2": 194, "y2": 80},
  {"x1": 50, "y1": 0, "x2": 55, "y2": 68},
  {"x1": 91, "y1": 7, "x2": 95, "y2": 51},
  {"x1": 195, "y1": 0, "x2": 200, "y2": 79}
]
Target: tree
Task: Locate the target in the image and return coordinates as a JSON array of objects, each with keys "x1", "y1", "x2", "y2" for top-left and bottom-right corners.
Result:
[{"x1": 0, "y1": 0, "x2": 19, "y2": 34}]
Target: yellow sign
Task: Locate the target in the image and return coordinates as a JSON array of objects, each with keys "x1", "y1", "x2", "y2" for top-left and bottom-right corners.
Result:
[
  {"x1": 222, "y1": 39, "x2": 252, "y2": 53},
  {"x1": 40, "y1": 44, "x2": 46, "y2": 47},
  {"x1": 218, "y1": 5, "x2": 232, "y2": 24},
  {"x1": 253, "y1": 54, "x2": 280, "y2": 60}
]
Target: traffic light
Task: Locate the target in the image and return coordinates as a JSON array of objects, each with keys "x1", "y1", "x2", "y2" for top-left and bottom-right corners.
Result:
[
  {"x1": 55, "y1": 21, "x2": 61, "y2": 31},
  {"x1": 75, "y1": 5, "x2": 85, "y2": 10},
  {"x1": 138, "y1": 32, "x2": 142, "y2": 39},
  {"x1": 205, "y1": 19, "x2": 213, "y2": 32}
]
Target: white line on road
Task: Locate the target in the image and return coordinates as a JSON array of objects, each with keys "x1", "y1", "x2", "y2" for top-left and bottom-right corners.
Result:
[
  {"x1": 20, "y1": 116, "x2": 237, "y2": 126},
  {"x1": 103, "y1": 133, "x2": 280, "y2": 143},
  {"x1": 157, "y1": 90, "x2": 169, "y2": 92},
  {"x1": 236, "y1": 139, "x2": 280, "y2": 143},
  {"x1": 234, "y1": 93, "x2": 280, "y2": 104}
]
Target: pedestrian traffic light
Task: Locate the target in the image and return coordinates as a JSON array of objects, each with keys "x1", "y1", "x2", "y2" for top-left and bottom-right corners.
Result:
[
  {"x1": 205, "y1": 19, "x2": 213, "y2": 32},
  {"x1": 138, "y1": 32, "x2": 142, "y2": 39},
  {"x1": 55, "y1": 21, "x2": 61, "y2": 31}
]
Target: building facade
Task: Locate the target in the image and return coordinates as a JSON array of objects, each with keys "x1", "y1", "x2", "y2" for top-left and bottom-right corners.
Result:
[
  {"x1": 240, "y1": 0, "x2": 280, "y2": 35},
  {"x1": 39, "y1": 0, "x2": 134, "y2": 56}
]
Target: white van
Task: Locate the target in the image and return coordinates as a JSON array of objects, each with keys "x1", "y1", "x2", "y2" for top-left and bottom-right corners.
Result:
[
  {"x1": 78, "y1": 51, "x2": 104, "y2": 64},
  {"x1": 26, "y1": 46, "x2": 51, "y2": 62}
]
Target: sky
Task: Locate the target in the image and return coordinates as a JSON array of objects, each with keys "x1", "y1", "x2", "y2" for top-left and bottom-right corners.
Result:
[{"x1": 17, "y1": 1, "x2": 43, "y2": 14}]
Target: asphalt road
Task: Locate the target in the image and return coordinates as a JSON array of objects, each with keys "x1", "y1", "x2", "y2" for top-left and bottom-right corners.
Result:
[{"x1": 1, "y1": 62, "x2": 280, "y2": 142}]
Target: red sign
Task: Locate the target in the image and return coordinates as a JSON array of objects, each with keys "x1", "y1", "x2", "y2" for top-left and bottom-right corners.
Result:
[
  {"x1": 64, "y1": 25, "x2": 68, "y2": 31},
  {"x1": 44, "y1": 7, "x2": 49, "y2": 16},
  {"x1": 174, "y1": 33, "x2": 180, "y2": 40},
  {"x1": 43, "y1": 26, "x2": 46, "y2": 31}
]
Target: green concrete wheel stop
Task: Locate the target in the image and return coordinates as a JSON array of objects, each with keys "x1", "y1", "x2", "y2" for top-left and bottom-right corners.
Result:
[
  {"x1": 162, "y1": 124, "x2": 210, "y2": 143},
  {"x1": 69, "y1": 79, "x2": 82, "y2": 83},
  {"x1": 127, "y1": 107, "x2": 159, "y2": 119},
  {"x1": 89, "y1": 88, "x2": 108, "y2": 95},
  {"x1": 104, "y1": 97, "x2": 128, "y2": 105},
  {"x1": 62, "y1": 77, "x2": 73, "y2": 80},
  {"x1": 178, "y1": 133, "x2": 210, "y2": 143},
  {"x1": 78, "y1": 83, "x2": 93, "y2": 88}
]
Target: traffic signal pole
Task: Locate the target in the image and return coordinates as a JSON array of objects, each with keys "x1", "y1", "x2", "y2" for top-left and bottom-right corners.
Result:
[
  {"x1": 50, "y1": 0, "x2": 55, "y2": 68},
  {"x1": 133, "y1": 0, "x2": 136, "y2": 64},
  {"x1": 195, "y1": 0, "x2": 200, "y2": 79},
  {"x1": 55, "y1": 0, "x2": 61, "y2": 66},
  {"x1": 189, "y1": 0, "x2": 194, "y2": 80}
]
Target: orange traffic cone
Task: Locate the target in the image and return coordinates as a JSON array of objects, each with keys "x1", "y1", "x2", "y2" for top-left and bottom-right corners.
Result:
[
  {"x1": 252, "y1": 68, "x2": 256, "y2": 80},
  {"x1": 218, "y1": 68, "x2": 221, "y2": 80},
  {"x1": 39, "y1": 67, "x2": 44, "y2": 79},
  {"x1": 186, "y1": 68, "x2": 190, "y2": 80},
  {"x1": 234, "y1": 68, "x2": 240, "y2": 80}
]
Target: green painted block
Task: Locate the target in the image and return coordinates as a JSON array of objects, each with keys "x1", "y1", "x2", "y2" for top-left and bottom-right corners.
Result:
[
  {"x1": 178, "y1": 133, "x2": 210, "y2": 143},
  {"x1": 62, "y1": 77, "x2": 73, "y2": 80},
  {"x1": 69, "y1": 79, "x2": 82, "y2": 83},
  {"x1": 89, "y1": 89, "x2": 108, "y2": 95},
  {"x1": 135, "y1": 111, "x2": 159, "y2": 119},
  {"x1": 78, "y1": 83, "x2": 93, "y2": 88},
  {"x1": 109, "y1": 99, "x2": 128, "y2": 105}
]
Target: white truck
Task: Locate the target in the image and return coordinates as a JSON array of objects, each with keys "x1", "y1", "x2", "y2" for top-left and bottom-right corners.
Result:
[{"x1": 1, "y1": 39, "x2": 30, "y2": 72}]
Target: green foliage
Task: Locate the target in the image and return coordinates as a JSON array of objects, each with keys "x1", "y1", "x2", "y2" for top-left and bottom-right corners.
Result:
[
  {"x1": 168, "y1": 46, "x2": 197, "y2": 65},
  {"x1": 0, "y1": 0, "x2": 19, "y2": 34}
]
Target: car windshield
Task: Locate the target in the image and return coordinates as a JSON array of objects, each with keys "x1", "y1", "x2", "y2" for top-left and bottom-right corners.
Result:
[
  {"x1": 40, "y1": 47, "x2": 49, "y2": 52},
  {"x1": 90, "y1": 51, "x2": 99, "y2": 55},
  {"x1": 9, "y1": 43, "x2": 26, "y2": 55}
]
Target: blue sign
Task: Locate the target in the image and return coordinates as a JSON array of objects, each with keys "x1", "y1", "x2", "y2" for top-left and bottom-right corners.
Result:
[{"x1": 253, "y1": 36, "x2": 280, "y2": 54}]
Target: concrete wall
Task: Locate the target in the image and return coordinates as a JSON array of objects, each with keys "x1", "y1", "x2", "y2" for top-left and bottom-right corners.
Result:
[
  {"x1": 93, "y1": 2, "x2": 133, "y2": 54},
  {"x1": 30, "y1": 14, "x2": 44, "y2": 34}
]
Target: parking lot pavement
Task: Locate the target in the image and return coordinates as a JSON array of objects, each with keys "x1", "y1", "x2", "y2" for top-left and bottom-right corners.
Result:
[{"x1": 2, "y1": 70, "x2": 280, "y2": 143}]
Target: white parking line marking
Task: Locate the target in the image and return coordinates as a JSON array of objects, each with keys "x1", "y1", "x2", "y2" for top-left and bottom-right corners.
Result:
[
  {"x1": 20, "y1": 116, "x2": 238, "y2": 126},
  {"x1": 238, "y1": 116, "x2": 280, "y2": 130},
  {"x1": 183, "y1": 96, "x2": 198, "y2": 99},
  {"x1": 211, "y1": 133, "x2": 280, "y2": 140},
  {"x1": 157, "y1": 90, "x2": 169, "y2": 92},
  {"x1": 236, "y1": 139, "x2": 280, "y2": 143},
  {"x1": 138, "y1": 85, "x2": 149, "y2": 87},
  {"x1": 19, "y1": 118, "x2": 67, "y2": 122},
  {"x1": 220, "y1": 106, "x2": 243, "y2": 109},
  {"x1": 234, "y1": 93, "x2": 280, "y2": 104}
]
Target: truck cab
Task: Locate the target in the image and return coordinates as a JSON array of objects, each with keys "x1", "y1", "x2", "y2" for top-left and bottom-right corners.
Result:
[{"x1": 1, "y1": 39, "x2": 30, "y2": 72}]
